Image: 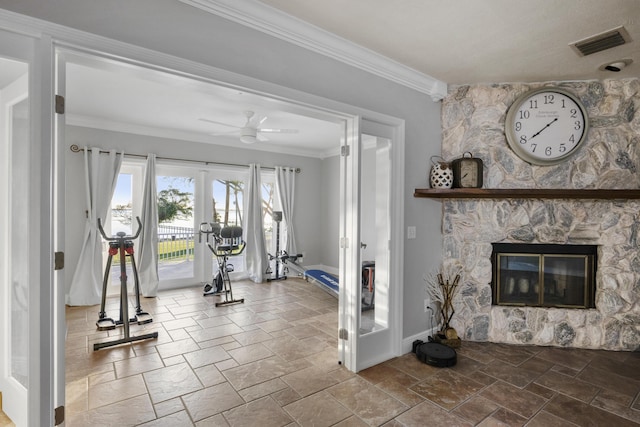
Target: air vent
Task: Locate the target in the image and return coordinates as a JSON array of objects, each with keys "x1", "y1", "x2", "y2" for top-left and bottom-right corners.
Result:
[{"x1": 570, "y1": 26, "x2": 631, "y2": 57}]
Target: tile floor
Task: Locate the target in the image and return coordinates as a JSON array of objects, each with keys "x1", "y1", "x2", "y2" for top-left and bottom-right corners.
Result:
[
  {"x1": 0, "y1": 409, "x2": 15, "y2": 427},
  {"x1": 65, "y1": 277, "x2": 640, "y2": 426}
]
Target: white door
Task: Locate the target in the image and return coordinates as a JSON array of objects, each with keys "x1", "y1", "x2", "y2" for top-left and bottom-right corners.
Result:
[
  {"x1": 339, "y1": 117, "x2": 403, "y2": 372},
  {"x1": 0, "y1": 49, "x2": 30, "y2": 427},
  {"x1": 0, "y1": 28, "x2": 56, "y2": 427}
]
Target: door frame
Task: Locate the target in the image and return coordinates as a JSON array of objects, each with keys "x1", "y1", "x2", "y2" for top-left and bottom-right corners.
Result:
[{"x1": 0, "y1": 11, "x2": 406, "y2": 404}]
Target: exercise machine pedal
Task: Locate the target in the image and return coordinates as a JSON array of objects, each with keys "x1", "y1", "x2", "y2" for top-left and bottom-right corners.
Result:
[
  {"x1": 96, "y1": 317, "x2": 116, "y2": 331},
  {"x1": 135, "y1": 311, "x2": 153, "y2": 325}
]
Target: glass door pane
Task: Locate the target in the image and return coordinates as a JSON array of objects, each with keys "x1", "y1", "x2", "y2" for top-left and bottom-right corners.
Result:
[
  {"x1": 1, "y1": 53, "x2": 30, "y2": 426},
  {"x1": 359, "y1": 136, "x2": 390, "y2": 334},
  {"x1": 108, "y1": 172, "x2": 136, "y2": 293},
  {"x1": 9, "y1": 97, "x2": 29, "y2": 388},
  {"x1": 496, "y1": 254, "x2": 540, "y2": 305},
  {"x1": 543, "y1": 255, "x2": 589, "y2": 307},
  {"x1": 212, "y1": 178, "x2": 245, "y2": 274},
  {"x1": 157, "y1": 175, "x2": 195, "y2": 281}
]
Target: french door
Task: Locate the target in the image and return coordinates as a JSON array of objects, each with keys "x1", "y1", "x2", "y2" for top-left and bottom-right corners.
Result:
[
  {"x1": 1, "y1": 28, "x2": 58, "y2": 426},
  {"x1": 0, "y1": 41, "x2": 30, "y2": 427},
  {"x1": 339, "y1": 117, "x2": 403, "y2": 372}
]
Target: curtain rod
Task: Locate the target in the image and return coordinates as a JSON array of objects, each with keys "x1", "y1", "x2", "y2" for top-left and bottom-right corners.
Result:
[{"x1": 69, "y1": 144, "x2": 301, "y2": 173}]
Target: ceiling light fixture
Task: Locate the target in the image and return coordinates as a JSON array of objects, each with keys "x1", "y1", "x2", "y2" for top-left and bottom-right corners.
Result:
[
  {"x1": 599, "y1": 58, "x2": 633, "y2": 72},
  {"x1": 240, "y1": 127, "x2": 258, "y2": 144}
]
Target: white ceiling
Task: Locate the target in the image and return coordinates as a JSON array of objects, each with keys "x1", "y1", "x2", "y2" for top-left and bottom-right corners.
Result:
[
  {"x1": 63, "y1": 53, "x2": 345, "y2": 158},
  {"x1": 1, "y1": 1, "x2": 638, "y2": 157},
  {"x1": 256, "y1": 0, "x2": 639, "y2": 85}
]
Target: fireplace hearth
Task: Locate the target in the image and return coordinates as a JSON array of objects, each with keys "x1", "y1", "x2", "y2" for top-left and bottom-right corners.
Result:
[{"x1": 491, "y1": 243, "x2": 596, "y2": 309}]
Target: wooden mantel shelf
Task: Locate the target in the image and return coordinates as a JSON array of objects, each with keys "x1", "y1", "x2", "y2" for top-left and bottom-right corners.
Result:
[{"x1": 414, "y1": 188, "x2": 640, "y2": 200}]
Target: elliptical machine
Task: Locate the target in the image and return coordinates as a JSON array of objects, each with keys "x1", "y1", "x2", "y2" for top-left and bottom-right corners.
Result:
[{"x1": 94, "y1": 217, "x2": 158, "y2": 351}]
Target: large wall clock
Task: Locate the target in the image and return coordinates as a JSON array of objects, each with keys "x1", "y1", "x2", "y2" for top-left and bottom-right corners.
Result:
[{"x1": 505, "y1": 87, "x2": 589, "y2": 165}]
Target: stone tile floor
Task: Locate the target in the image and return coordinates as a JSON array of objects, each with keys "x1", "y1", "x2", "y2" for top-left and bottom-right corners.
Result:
[{"x1": 65, "y1": 277, "x2": 640, "y2": 426}]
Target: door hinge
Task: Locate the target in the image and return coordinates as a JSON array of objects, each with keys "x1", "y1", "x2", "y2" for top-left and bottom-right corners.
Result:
[
  {"x1": 54, "y1": 405, "x2": 64, "y2": 425},
  {"x1": 55, "y1": 95, "x2": 65, "y2": 114},
  {"x1": 340, "y1": 237, "x2": 349, "y2": 249},
  {"x1": 339, "y1": 328, "x2": 348, "y2": 340},
  {"x1": 341, "y1": 145, "x2": 350, "y2": 156},
  {"x1": 54, "y1": 252, "x2": 64, "y2": 270}
]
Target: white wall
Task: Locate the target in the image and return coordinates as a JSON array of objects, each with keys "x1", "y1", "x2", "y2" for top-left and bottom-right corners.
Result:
[
  {"x1": 319, "y1": 155, "x2": 341, "y2": 271},
  {"x1": 2, "y1": 0, "x2": 443, "y2": 341}
]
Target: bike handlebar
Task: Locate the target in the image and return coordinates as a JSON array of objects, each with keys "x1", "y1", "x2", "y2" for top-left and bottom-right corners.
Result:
[{"x1": 97, "y1": 216, "x2": 143, "y2": 241}]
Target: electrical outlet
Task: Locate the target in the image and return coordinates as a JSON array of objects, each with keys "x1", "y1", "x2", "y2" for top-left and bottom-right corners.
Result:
[{"x1": 407, "y1": 226, "x2": 417, "y2": 239}]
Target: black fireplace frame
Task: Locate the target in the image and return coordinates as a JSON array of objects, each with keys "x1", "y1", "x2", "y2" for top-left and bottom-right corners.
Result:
[{"x1": 491, "y1": 243, "x2": 597, "y2": 309}]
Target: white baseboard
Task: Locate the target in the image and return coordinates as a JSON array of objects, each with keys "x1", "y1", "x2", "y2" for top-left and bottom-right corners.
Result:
[{"x1": 402, "y1": 327, "x2": 438, "y2": 354}]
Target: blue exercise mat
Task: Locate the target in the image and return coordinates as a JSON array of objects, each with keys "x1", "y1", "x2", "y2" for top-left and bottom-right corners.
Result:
[{"x1": 305, "y1": 269, "x2": 339, "y2": 295}]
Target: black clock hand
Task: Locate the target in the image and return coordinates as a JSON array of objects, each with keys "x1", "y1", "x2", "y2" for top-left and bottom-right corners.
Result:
[{"x1": 530, "y1": 117, "x2": 558, "y2": 139}]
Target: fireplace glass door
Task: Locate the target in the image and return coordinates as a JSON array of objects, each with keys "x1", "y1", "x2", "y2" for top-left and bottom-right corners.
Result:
[{"x1": 492, "y1": 244, "x2": 596, "y2": 309}]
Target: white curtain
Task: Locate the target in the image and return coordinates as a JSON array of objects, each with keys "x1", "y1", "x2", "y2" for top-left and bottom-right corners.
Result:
[
  {"x1": 138, "y1": 154, "x2": 159, "y2": 297},
  {"x1": 244, "y1": 164, "x2": 268, "y2": 282},
  {"x1": 67, "y1": 148, "x2": 123, "y2": 306},
  {"x1": 275, "y1": 166, "x2": 297, "y2": 255}
]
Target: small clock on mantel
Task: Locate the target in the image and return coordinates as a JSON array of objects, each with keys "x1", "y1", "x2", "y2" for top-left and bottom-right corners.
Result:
[
  {"x1": 452, "y1": 152, "x2": 483, "y2": 188},
  {"x1": 505, "y1": 87, "x2": 589, "y2": 165}
]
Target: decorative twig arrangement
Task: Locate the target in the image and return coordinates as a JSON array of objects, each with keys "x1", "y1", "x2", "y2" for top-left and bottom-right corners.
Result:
[
  {"x1": 437, "y1": 272, "x2": 460, "y2": 330},
  {"x1": 424, "y1": 263, "x2": 462, "y2": 333}
]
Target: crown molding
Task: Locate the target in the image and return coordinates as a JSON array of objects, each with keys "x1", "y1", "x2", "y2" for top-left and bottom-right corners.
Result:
[{"x1": 179, "y1": 0, "x2": 447, "y2": 101}]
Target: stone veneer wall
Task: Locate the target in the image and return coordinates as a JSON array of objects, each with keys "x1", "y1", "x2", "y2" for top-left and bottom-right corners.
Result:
[{"x1": 440, "y1": 79, "x2": 640, "y2": 351}]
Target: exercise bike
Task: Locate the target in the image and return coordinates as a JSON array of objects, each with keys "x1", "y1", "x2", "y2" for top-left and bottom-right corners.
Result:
[
  {"x1": 94, "y1": 217, "x2": 158, "y2": 351},
  {"x1": 199, "y1": 222, "x2": 246, "y2": 307}
]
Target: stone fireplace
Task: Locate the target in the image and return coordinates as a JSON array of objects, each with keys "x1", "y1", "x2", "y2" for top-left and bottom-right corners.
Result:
[
  {"x1": 491, "y1": 243, "x2": 596, "y2": 309},
  {"x1": 440, "y1": 79, "x2": 640, "y2": 351}
]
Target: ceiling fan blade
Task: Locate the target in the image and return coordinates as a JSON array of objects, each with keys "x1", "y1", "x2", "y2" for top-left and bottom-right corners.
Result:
[
  {"x1": 199, "y1": 118, "x2": 241, "y2": 128},
  {"x1": 259, "y1": 128, "x2": 299, "y2": 134}
]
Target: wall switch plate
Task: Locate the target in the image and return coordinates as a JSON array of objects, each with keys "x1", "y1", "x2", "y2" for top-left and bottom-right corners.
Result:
[
  {"x1": 424, "y1": 299, "x2": 430, "y2": 313},
  {"x1": 407, "y1": 226, "x2": 417, "y2": 239}
]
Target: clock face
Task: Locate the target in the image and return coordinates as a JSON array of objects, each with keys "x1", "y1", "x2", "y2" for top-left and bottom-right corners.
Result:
[
  {"x1": 459, "y1": 161, "x2": 478, "y2": 187},
  {"x1": 505, "y1": 87, "x2": 589, "y2": 165}
]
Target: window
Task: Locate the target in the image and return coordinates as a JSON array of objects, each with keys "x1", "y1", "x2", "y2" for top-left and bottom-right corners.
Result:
[{"x1": 108, "y1": 160, "x2": 275, "y2": 288}]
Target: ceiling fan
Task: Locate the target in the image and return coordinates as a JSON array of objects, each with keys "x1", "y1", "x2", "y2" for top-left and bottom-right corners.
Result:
[{"x1": 200, "y1": 110, "x2": 299, "y2": 144}]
